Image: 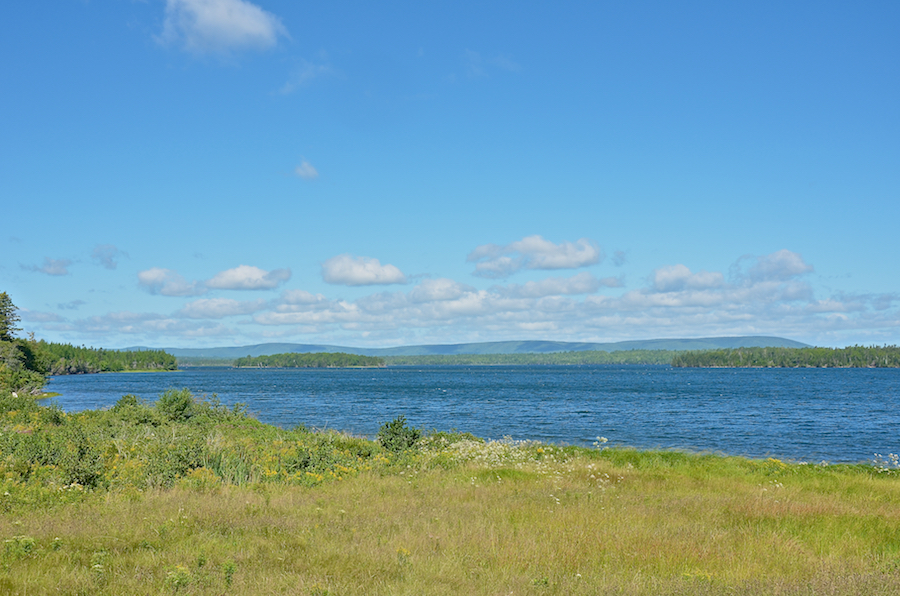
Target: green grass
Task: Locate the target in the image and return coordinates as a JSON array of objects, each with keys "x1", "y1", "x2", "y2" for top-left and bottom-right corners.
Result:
[{"x1": 1, "y1": 390, "x2": 899, "y2": 594}]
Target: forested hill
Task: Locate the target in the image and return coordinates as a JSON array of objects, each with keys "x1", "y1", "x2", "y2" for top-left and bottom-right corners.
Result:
[
  {"x1": 141, "y1": 336, "x2": 808, "y2": 360},
  {"x1": 2, "y1": 292, "x2": 177, "y2": 399},
  {"x1": 233, "y1": 352, "x2": 385, "y2": 368},
  {"x1": 671, "y1": 346, "x2": 900, "y2": 368},
  {"x1": 384, "y1": 350, "x2": 677, "y2": 366},
  {"x1": 39, "y1": 342, "x2": 177, "y2": 374}
]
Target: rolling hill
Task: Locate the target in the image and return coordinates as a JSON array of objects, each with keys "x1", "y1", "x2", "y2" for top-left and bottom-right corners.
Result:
[{"x1": 122, "y1": 336, "x2": 808, "y2": 360}]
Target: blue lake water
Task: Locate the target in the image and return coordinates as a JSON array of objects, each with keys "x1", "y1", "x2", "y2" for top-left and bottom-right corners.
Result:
[{"x1": 44, "y1": 365, "x2": 900, "y2": 464}]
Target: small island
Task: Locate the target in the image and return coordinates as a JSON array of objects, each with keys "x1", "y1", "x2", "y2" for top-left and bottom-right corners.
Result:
[
  {"x1": 671, "y1": 345, "x2": 900, "y2": 368},
  {"x1": 233, "y1": 351, "x2": 385, "y2": 368}
]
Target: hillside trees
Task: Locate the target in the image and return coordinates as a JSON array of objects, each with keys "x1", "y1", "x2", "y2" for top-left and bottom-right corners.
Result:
[
  {"x1": 0, "y1": 291, "x2": 21, "y2": 342},
  {"x1": 671, "y1": 346, "x2": 900, "y2": 368},
  {"x1": 0, "y1": 292, "x2": 47, "y2": 395},
  {"x1": 37, "y1": 342, "x2": 177, "y2": 374},
  {"x1": 1, "y1": 293, "x2": 178, "y2": 398},
  {"x1": 234, "y1": 352, "x2": 385, "y2": 368}
]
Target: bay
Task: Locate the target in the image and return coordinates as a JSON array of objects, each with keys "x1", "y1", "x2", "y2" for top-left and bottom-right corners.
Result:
[{"x1": 44, "y1": 365, "x2": 900, "y2": 464}]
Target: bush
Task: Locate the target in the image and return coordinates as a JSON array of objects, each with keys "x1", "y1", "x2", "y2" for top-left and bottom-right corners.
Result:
[
  {"x1": 156, "y1": 388, "x2": 195, "y2": 422},
  {"x1": 377, "y1": 415, "x2": 421, "y2": 453}
]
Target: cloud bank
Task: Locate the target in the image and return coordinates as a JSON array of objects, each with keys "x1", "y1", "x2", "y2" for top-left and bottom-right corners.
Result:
[
  {"x1": 33, "y1": 249, "x2": 900, "y2": 349},
  {"x1": 138, "y1": 264, "x2": 290, "y2": 296}
]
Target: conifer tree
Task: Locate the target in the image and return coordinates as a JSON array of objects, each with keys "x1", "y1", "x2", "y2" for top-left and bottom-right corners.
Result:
[{"x1": 0, "y1": 292, "x2": 21, "y2": 342}]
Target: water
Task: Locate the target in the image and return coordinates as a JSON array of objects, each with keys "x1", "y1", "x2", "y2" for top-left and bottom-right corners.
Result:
[{"x1": 44, "y1": 365, "x2": 900, "y2": 464}]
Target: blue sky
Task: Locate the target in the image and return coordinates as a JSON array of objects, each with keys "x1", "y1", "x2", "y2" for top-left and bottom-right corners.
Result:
[{"x1": 2, "y1": 0, "x2": 898, "y2": 349}]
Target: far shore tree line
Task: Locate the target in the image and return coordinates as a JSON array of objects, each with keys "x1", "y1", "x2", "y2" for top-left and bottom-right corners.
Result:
[
  {"x1": 218, "y1": 346, "x2": 900, "y2": 368},
  {"x1": 671, "y1": 345, "x2": 900, "y2": 368},
  {"x1": 1, "y1": 292, "x2": 177, "y2": 396},
  {"x1": 233, "y1": 352, "x2": 385, "y2": 368},
  {"x1": 4, "y1": 291, "x2": 900, "y2": 399}
]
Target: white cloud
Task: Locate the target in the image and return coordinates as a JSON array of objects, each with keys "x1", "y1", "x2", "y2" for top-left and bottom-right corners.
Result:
[
  {"x1": 91, "y1": 244, "x2": 126, "y2": 270},
  {"x1": 243, "y1": 249, "x2": 897, "y2": 346},
  {"x1": 497, "y1": 272, "x2": 603, "y2": 299},
  {"x1": 177, "y1": 298, "x2": 267, "y2": 319},
  {"x1": 294, "y1": 159, "x2": 319, "y2": 180},
  {"x1": 137, "y1": 268, "x2": 206, "y2": 296},
  {"x1": 321, "y1": 255, "x2": 407, "y2": 286},
  {"x1": 138, "y1": 265, "x2": 289, "y2": 296},
  {"x1": 206, "y1": 265, "x2": 291, "y2": 290},
  {"x1": 732, "y1": 249, "x2": 814, "y2": 284},
  {"x1": 64, "y1": 311, "x2": 235, "y2": 341},
  {"x1": 159, "y1": 0, "x2": 287, "y2": 55},
  {"x1": 23, "y1": 257, "x2": 73, "y2": 276},
  {"x1": 651, "y1": 264, "x2": 724, "y2": 293},
  {"x1": 20, "y1": 310, "x2": 63, "y2": 323},
  {"x1": 409, "y1": 278, "x2": 473, "y2": 303},
  {"x1": 467, "y1": 235, "x2": 602, "y2": 278},
  {"x1": 275, "y1": 289, "x2": 333, "y2": 313}
]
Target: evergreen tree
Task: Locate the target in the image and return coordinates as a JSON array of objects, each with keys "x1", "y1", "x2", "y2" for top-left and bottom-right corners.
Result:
[{"x1": 0, "y1": 291, "x2": 21, "y2": 342}]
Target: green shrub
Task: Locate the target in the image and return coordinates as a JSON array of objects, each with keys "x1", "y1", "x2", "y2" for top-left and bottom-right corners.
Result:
[
  {"x1": 377, "y1": 415, "x2": 421, "y2": 453},
  {"x1": 156, "y1": 388, "x2": 195, "y2": 422}
]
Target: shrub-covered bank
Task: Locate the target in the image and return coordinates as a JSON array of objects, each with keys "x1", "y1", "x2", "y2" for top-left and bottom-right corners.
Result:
[{"x1": 2, "y1": 390, "x2": 900, "y2": 595}]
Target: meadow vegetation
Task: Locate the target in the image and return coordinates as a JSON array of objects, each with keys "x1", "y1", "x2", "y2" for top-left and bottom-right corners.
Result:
[{"x1": 1, "y1": 388, "x2": 900, "y2": 595}]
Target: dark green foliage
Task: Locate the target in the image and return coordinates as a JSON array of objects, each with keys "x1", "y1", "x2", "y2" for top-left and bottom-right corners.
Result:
[
  {"x1": 1, "y1": 292, "x2": 175, "y2": 402},
  {"x1": 0, "y1": 390, "x2": 40, "y2": 414},
  {"x1": 156, "y1": 388, "x2": 195, "y2": 421},
  {"x1": 233, "y1": 351, "x2": 385, "y2": 368},
  {"x1": 672, "y1": 345, "x2": 900, "y2": 368},
  {"x1": 38, "y1": 341, "x2": 177, "y2": 374},
  {"x1": 0, "y1": 292, "x2": 20, "y2": 342},
  {"x1": 112, "y1": 393, "x2": 141, "y2": 410},
  {"x1": 377, "y1": 415, "x2": 421, "y2": 453},
  {"x1": 111, "y1": 394, "x2": 162, "y2": 425},
  {"x1": 0, "y1": 339, "x2": 47, "y2": 396}
]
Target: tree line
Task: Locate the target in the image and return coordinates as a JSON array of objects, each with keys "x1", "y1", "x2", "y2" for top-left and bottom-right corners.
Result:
[
  {"x1": 384, "y1": 350, "x2": 678, "y2": 366},
  {"x1": 671, "y1": 346, "x2": 900, "y2": 368},
  {"x1": 233, "y1": 352, "x2": 385, "y2": 368},
  {"x1": 1, "y1": 292, "x2": 177, "y2": 396},
  {"x1": 37, "y1": 341, "x2": 177, "y2": 374}
]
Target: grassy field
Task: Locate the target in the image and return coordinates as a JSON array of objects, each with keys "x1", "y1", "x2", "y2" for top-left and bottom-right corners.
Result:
[{"x1": 2, "y1": 390, "x2": 899, "y2": 595}]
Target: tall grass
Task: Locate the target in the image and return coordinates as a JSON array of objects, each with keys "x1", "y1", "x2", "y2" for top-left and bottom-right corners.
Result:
[{"x1": 1, "y1": 390, "x2": 899, "y2": 594}]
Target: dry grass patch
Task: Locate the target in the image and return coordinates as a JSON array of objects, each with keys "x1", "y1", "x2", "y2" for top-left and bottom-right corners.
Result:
[{"x1": 5, "y1": 448, "x2": 900, "y2": 595}]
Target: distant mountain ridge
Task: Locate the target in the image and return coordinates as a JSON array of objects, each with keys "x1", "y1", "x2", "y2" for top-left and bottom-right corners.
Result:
[{"x1": 122, "y1": 336, "x2": 808, "y2": 359}]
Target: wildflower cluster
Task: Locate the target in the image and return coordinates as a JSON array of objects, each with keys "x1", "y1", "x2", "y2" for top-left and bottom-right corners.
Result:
[{"x1": 873, "y1": 452, "x2": 900, "y2": 472}]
